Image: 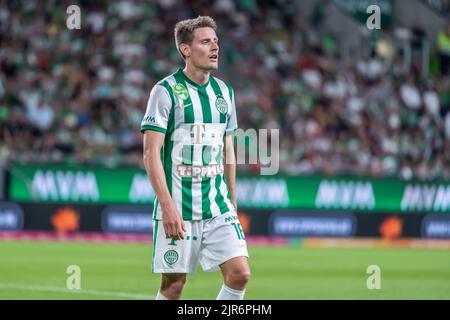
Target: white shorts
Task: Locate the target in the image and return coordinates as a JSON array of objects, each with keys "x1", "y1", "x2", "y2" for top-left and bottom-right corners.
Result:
[{"x1": 152, "y1": 211, "x2": 249, "y2": 273}]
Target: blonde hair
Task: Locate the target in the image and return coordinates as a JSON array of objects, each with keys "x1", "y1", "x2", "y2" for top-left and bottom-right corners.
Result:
[{"x1": 174, "y1": 16, "x2": 217, "y2": 60}]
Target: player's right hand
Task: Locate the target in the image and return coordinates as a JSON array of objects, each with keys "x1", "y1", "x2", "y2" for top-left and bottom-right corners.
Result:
[{"x1": 161, "y1": 203, "x2": 186, "y2": 241}]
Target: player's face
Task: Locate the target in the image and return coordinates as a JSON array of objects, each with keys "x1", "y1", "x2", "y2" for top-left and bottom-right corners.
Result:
[{"x1": 188, "y1": 27, "x2": 219, "y2": 71}]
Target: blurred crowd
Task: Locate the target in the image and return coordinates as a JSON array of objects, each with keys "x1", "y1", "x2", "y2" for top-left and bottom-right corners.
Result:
[
  {"x1": 0, "y1": 0, "x2": 449, "y2": 180},
  {"x1": 423, "y1": 0, "x2": 450, "y2": 16}
]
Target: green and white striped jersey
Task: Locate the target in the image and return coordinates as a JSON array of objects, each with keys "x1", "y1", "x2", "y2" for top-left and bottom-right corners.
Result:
[{"x1": 140, "y1": 68, "x2": 238, "y2": 221}]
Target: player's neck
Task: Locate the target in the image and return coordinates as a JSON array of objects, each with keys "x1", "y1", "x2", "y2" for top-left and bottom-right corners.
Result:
[{"x1": 182, "y1": 66, "x2": 210, "y2": 86}]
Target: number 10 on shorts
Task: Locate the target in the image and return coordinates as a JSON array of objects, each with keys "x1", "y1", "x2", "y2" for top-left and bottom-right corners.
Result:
[{"x1": 231, "y1": 222, "x2": 246, "y2": 240}]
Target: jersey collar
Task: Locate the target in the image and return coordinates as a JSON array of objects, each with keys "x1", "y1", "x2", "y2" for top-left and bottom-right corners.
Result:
[{"x1": 176, "y1": 68, "x2": 211, "y2": 89}]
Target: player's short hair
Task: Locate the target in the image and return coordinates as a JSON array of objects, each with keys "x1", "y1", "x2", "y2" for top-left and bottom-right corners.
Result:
[{"x1": 174, "y1": 16, "x2": 217, "y2": 60}]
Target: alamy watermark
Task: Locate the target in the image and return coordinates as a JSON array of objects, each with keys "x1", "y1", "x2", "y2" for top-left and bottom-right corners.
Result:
[
  {"x1": 366, "y1": 265, "x2": 381, "y2": 289},
  {"x1": 66, "y1": 265, "x2": 81, "y2": 290},
  {"x1": 170, "y1": 126, "x2": 279, "y2": 176},
  {"x1": 66, "y1": 5, "x2": 81, "y2": 30},
  {"x1": 366, "y1": 5, "x2": 381, "y2": 30}
]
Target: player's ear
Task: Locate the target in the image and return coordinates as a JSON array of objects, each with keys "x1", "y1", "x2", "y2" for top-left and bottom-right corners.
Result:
[{"x1": 179, "y1": 43, "x2": 191, "y2": 59}]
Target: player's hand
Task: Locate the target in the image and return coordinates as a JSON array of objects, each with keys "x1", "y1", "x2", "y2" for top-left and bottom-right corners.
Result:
[{"x1": 161, "y1": 202, "x2": 186, "y2": 240}]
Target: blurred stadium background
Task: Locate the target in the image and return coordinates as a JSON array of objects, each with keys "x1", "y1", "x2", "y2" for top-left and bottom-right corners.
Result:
[{"x1": 1, "y1": 0, "x2": 450, "y2": 299}]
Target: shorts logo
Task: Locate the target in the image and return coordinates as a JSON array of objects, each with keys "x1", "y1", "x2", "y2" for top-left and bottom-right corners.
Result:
[
  {"x1": 172, "y1": 83, "x2": 190, "y2": 101},
  {"x1": 224, "y1": 215, "x2": 238, "y2": 223},
  {"x1": 164, "y1": 250, "x2": 179, "y2": 265},
  {"x1": 215, "y1": 97, "x2": 228, "y2": 114}
]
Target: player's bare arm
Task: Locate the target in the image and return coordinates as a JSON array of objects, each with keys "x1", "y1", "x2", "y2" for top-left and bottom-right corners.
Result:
[
  {"x1": 143, "y1": 131, "x2": 186, "y2": 240},
  {"x1": 223, "y1": 135, "x2": 237, "y2": 210}
]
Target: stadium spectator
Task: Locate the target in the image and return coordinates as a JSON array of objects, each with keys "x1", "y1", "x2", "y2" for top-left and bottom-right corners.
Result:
[{"x1": 437, "y1": 22, "x2": 450, "y2": 75}]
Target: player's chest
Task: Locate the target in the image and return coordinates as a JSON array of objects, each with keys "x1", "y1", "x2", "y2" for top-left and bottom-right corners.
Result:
[
  {"x1": 173, "y1": 123, "x2": 226, "y2": 145},
  {"x1": 172, "y1": 85, "x2": 231, "y2": 124}
]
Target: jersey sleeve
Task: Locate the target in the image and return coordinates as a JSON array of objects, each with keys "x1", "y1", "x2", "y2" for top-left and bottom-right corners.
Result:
[
  {"x1": 225, "y1": 87, "x2": 238, "y2": 136},
  {"x1": 140, "y1": 84, "x2": 172, "y2": 134}
]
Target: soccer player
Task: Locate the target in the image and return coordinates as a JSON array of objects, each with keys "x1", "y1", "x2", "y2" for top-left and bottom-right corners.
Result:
[{"x1": 141, "y1": 16, "x2": 250, "y2": 300}]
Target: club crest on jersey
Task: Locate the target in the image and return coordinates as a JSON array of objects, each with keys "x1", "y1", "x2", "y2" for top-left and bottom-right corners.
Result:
[{"x1": 215, "y1": 96, "x2": 228, "y2": 114}]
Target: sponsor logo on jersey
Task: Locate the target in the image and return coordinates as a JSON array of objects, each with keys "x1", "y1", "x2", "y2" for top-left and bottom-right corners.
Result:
[
  {"x1": 142, "y1": 115, "x2": 155, "y2": 124},
  {"x1": 215, "y1": 96, "x2": 228, "y2": 114},
  {"x1": 164, "y1": 250, "x2": 179, "y2": 265},
  {"x1": 177, "y1": 164, "x2": 224, "y2": 179},
  {"x1": 172, "y1": 83, "x2": 189, "y2": 100}
]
